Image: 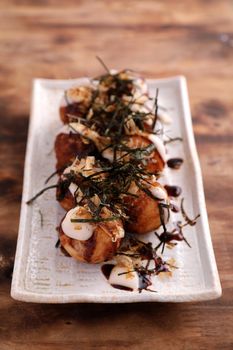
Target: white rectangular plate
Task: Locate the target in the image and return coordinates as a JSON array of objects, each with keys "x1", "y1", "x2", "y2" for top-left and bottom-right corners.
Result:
[{"x1": 11, "y1": 76, "x2": 222, "y2": 303}]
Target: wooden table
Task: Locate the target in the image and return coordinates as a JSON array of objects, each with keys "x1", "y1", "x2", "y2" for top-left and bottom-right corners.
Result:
[{"x1": 0, "y1": 1, "x2": 232, "y2": 349}]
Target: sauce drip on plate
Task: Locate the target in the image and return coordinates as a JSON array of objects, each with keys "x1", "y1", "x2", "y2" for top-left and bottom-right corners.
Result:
[
  {"x1": 164, "y1": 185, "x2": 182, "y2": 197},
  {"x1": 167, "y1": 158, "x2": 183, "y2": 169}
]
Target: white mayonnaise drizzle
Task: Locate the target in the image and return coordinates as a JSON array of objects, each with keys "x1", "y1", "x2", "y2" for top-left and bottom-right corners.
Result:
[
  {"x1": 147, "y1": 134, "x2": 167, "y2": 162},
  {"x1": 62, "y1": 207, "x2": 94, "y2": 241},
  {"x1": 108, "y1": 266, "x2": 139, "y2": 291},
  {"x1": 150, "y1": 185, "x2": 167, "y2": 200},
  {"x1": 68, "y1": 183, "x2": 78, "y2": 197}
]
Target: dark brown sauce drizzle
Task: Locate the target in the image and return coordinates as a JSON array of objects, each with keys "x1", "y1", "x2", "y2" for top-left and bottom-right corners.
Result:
[
  {"x1": 164, "y1": 185, "x2": 182, "y2": 197},
  {"x1": 169, "y1": 202, "x2": 180, "y2": 213},
  {"x1": 101, "y1": 264, "x2": 114, "y2": 280},
  {"x1": 55, "y1": 238, "x2": 60, "y2": 248},
  {"x1": 138, "y1": 273, "x2": 152, "y2": 292},
  {"x1": 55, "y1": 235, "x2": 71, "y2": 257},
  {"x1": 111, "y1": 284, "x2": 133, "y2": 292},
  {"x1": 167, "y1": 158, "x2": 183, "y2": 169},
  {"x1": 156, "y1": 231, "x2": 184, "y2": 244}
]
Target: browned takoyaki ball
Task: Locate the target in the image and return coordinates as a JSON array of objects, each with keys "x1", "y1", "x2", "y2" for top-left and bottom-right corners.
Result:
[
  {"x1": 123, "y1": 182, "x2": 168, "y2": 234},
  {"x1": 59, "y1": 207, "x2": 124, "y2": 263},
  {"x1": 54, "y1": 133, "x2": 96, "y2": 171},
  {"x1": 127, "y1": 135, "x2": 164, "y2": 173},
  {"x1": 60, "y1": 86, "x2": 93, "y2": 124}
]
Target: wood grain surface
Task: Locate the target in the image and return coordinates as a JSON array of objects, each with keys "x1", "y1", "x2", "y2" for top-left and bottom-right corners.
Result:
[{"x1": 0, "y1": 0, "x2": 233, "y2": 349}]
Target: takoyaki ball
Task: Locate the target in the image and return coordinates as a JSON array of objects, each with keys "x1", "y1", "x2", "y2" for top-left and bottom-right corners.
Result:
[
  {"x1": 123, "y1": 181, "x2": 169, "y2": 234},
  {"x1": 126, "y1": 135, "x2": 165, "y2": 173},
  {"x1": 54, "y1": 133, "x2": 96, "y2": 171},
  {"x1": 60, "y1": 86, "x2": 93, "y2": 124},
  {"x1": 59, "y1": 206, "x2": 124, "y2": 263}
]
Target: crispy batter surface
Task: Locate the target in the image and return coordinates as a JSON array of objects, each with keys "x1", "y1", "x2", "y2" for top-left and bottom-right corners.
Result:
[
  {"x1": 124, "y1": 184, "x2": 168, "y2": 234},
  {"x1": 54, "y1": 133, "x2": 96, "y2": 171},
  {"x1": 56, "y1": 187, "x2": 75, "y2": 211},
  {"x1": 128, "y1": 135, "x2": 164, "y2": 173},
  {"x1": 60, "y1": 104, "x2": 89, "y2": 124}
]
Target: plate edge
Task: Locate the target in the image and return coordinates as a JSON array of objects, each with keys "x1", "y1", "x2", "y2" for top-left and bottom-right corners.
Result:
[{"x1": 11, "y1": 76, "x2": 222, "y2": 303}]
